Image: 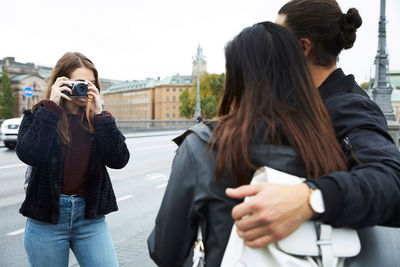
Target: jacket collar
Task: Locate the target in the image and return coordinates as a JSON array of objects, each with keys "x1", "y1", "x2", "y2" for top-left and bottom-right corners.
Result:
[{"x1": 318, "y1": 68, "x2": 356, "y2": 101}]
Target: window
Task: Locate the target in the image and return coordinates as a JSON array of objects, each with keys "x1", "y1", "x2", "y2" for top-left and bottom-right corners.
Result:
[
  {"x1": 166, "y1": 113, "x2": 169, "y2": 118},
  {"x1": 179, "y1": 88, "x2": 183, "y2": 92},
  {"x1": 173, "y1": 106, "x2": 176, "y2": 110},
  {"x1": 166, "y1": 88, "x2": 170, "y2": 92},
  {"x1": 173, "y1": 88, "x2": 176, "y2": 92},
  {"x1": 173, "y1": 96, "x2": 176, "y2": 102},
  {"x1": 173, "y1": 113, "x2": 176, "y2": 118}
]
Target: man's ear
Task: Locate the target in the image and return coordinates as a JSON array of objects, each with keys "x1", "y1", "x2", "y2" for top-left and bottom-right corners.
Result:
[{"x1": 300, "y1": 38, "x2": 312, "y2": 57}]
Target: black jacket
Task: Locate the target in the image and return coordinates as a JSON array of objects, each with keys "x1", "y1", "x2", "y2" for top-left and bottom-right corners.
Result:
[
  {"x1": 17, "y1": 106, "x2": 130, "y2": 224},
  {"x1": 312, "y1": 68, "x2": 400, "y2": 228},
  {"x1": 148, "y1": 123, "x2": 307, "y2": 267}
]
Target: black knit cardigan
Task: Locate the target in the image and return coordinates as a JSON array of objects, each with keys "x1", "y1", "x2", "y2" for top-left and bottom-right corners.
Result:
[{"x1": 16, "y1": 106, "x2": 130, "y2": 224}]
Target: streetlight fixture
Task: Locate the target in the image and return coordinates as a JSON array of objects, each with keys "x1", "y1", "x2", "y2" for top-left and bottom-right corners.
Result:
[{"x1": 371, "y1": 0, "x2": 395, "y2": 121}]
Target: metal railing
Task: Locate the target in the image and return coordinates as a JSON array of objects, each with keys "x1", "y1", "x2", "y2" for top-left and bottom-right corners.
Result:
[{"x1": 116, "y1": 120, "x2": 197, "y2": 133}]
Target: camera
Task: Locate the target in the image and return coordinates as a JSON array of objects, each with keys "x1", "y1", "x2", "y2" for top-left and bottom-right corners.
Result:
[{"x1": 61, "y1": 81, "x2": 88, "y2": 97}]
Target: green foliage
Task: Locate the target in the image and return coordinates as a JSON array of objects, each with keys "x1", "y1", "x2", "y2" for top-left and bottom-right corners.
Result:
[
  {"x1": 178, "y1": 89, "x2": 195, "y2": 119},
  {"x1": 202, "y1": 95, "x2": 217, "y2": 118},
  {"x1": 360, "y1": 82, "x2": 369, "y2": 90},
  {"x1": 179, "y1": 72, "x2": 225, "y2": 119},
  {"x1": 0, "y1": 72, "x2": 15, "y2": 119}
]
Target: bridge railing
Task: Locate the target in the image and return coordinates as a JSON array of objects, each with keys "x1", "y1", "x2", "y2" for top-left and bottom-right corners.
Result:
[{"x1": 116, "y1": 120, "x2": 197, "y2": 134}]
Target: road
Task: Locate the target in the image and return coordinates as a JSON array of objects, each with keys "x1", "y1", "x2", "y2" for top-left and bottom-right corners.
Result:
[{"x1": 0, "y1": 131, "x2": 184, "y2": 267}]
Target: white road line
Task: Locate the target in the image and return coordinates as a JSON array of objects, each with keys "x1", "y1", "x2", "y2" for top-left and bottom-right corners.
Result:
[
  {"x1": 116, "y1": 194, "x2": 134, "y2": 202},
  {"x1": 132, "y1": 144, "x2": 175, "y2": 152},
  {"x1": 7, "y1": 228, "x2": 25, "y2": 236},
  {"x1": 155, "y1": 183, "x2": 168, "y2": 189},
  {"x1": 145, "y1": 173, "x2": 167, "y2": 180},
  {"x1": 0, "y1": 163, "x2": 26, "y2": 170}
]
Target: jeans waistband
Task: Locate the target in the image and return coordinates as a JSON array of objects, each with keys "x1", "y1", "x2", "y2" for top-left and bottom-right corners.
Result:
[{"x1": 60, "y1": 194, "x2": 85, "y2": 204}]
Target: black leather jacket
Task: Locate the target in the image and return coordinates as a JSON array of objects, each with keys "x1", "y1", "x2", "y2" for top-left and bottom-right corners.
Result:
[{"x1": 148, "y1": 123, "x2": 307, "y2": 267}]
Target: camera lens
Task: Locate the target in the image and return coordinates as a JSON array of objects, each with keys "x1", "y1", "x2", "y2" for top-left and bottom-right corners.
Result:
[{"x1": 72, "y1": 83, "x2": 88, "y2": 97}]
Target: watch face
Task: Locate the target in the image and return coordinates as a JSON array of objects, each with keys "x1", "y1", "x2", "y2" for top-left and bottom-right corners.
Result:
[{"x1": 310, "y1": 189, "x2": 325, "y2": 214}]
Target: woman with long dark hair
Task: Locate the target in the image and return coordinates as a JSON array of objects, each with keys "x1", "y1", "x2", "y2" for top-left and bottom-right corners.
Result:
[
  {"x1": 17, "y1": 52, "x2": 129, "y2": 266},
  {"x1": 148, "y1": 21, "x2": 348, "y2": 266},
  {"x1": 228, "y1": 0, "x2": 400, "y2": 252}
]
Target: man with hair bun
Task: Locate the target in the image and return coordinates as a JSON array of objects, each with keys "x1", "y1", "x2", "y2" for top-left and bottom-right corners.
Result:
[{"x1": 227, "y1": 0, "x2": 400, "y2": 250}]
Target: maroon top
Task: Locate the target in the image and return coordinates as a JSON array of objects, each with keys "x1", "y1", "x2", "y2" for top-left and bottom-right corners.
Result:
[
  {"x1": 61, "y1": 114, "x2": 91, "y2": 196},
  {"x1": 40, "y1": 100, "x2": 109, "y2": 197}
]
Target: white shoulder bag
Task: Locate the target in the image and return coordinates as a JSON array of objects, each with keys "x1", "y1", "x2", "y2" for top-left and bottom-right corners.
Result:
[{"x1": 221, "y1": 166, "x2": 361, "y2": 267}]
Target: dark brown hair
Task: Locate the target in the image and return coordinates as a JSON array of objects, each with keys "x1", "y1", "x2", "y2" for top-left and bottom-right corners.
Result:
[
  {"x1": 211, "y1": 22, "x2": 348, "y2": 185},
  {"x1": 39, "y1": 52, "x2": 100, "y2": 145},
  {"x1": 279, "y1": 0, "x2": 362, "y2": 66}
]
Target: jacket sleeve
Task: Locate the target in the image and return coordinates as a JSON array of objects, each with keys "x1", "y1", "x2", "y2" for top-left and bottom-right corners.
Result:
[
  {"x1": 148, "y1": 137, "x2": 199, "y2": 267},
  {"x1": 313, "y1": 94, "x2": 400, "y2": 228},
  {"x1": 16, "y1": 107, "x2": 60, "y2": 166},
  {"x1": 93, "y1": 111, "x2": 130, "y2": 169}
]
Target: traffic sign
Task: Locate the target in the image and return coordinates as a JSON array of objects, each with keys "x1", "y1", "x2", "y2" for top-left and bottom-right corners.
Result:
[{"x1": 24, "y1": 87, "x2": 34, "y2": 97}]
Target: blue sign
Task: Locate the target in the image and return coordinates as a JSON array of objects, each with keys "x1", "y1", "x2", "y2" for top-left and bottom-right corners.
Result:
[{"x1": 24, "y1": 87, "x2": 34, "y2": 97}]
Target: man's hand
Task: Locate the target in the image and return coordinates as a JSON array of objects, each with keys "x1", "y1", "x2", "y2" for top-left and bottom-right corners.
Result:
[{"x1": 226, "y1": 182, "x2": 314, "y2": 248}]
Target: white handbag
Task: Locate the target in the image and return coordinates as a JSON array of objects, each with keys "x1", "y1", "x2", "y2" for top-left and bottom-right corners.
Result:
[{"x1": 221, "y1": 166, "x2": 361, "y2": 267}]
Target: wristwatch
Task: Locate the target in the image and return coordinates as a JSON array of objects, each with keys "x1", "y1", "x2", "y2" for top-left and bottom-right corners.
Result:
[{"x1": 304, "y1": 180, "x2": 325, "y2": 215}]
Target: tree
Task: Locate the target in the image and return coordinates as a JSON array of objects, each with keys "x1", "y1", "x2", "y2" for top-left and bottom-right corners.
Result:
[
  {"x1": 179, "y1": 72, "x2": 225, "y2": 119},
  {"x1": 0, "y1": 72, "x2": 15, "y2": 119},
  {"x1": 360, "y1": 82, "x2": 369, "y2": 90},
  {"x1": 179, "y1": 89, "x2": 195, "y2": 119},
  {"x1": 202, "y1": 95, "x2": 217, "y2": 118}
]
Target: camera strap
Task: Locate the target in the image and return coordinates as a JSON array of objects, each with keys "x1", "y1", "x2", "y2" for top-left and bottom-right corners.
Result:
[{"x1": 86, "y1": 95, "x2": 95, "y2": 134}]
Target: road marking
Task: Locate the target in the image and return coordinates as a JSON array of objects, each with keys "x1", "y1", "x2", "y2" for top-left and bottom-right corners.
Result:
[
  {"x1": 116, "y1": 195, "x2": 134, "y2": 202},
  {"x1": 132, "y1": 144, "x2": 175, "y2": 152},
  {"x1": 155, "y1": 183, "x2": 168, "y2": 189},
  {"x1": 0, "y1": 163, "x2": 26, "y2": 170},
  {"x1": 7, "y1": 228, "x2": 25, "y2": 236},
  {"x1": 145, "y1": 173, "x2": 167, "y2": 180}
]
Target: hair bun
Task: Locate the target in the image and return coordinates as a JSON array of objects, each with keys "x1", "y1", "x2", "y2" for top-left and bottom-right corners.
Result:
[{"x1": 340, "y1": 8, "x2": 362, "y2": 49}]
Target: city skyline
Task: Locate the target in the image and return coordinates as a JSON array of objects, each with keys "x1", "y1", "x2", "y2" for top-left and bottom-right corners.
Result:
[{"x1": 1, "y1": 0, "x2": 399, "y2": 83}]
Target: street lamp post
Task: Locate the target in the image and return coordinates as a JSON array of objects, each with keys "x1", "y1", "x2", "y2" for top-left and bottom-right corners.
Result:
[{"x1": 371, "y1": 0, "x2": 395, "y2": 121}]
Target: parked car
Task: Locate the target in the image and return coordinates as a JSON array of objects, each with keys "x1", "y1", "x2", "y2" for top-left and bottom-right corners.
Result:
[{"x1": 0, "y1": 117, "x2": 22, "y2": 150}]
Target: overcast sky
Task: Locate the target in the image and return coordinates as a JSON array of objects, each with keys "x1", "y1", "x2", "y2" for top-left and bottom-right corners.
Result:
[{"x1": 1, "y1": 0, "x2": 399, "y2": 84}]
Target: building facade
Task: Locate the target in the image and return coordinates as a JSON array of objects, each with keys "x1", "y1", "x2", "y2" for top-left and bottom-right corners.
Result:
[
  {"x1": 0, "y1": 57, "x2": 50, "y2": 116},
  {"x1": 0, "y1": 57, "x2": 121, "y2": 117},
  {"x1": 102, "y1": 75, "x2": 193, "y2": 120}
]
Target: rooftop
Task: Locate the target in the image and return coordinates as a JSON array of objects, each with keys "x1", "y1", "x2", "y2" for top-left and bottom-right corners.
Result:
[
  {"x1": 392, "y1": 88, "x2": 400, "y2": 102},
  {"x1": 390, "y1": 70, "x2": 400, "y2": 88}
]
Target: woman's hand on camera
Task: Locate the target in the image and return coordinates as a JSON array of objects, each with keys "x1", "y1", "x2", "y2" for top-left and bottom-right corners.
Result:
[
  {"x1": 87, "y1": 81, "x2": 103, "y2": 115},
  {"x1": 49, "y1": 77, "x2": 72, "y2": 105}
]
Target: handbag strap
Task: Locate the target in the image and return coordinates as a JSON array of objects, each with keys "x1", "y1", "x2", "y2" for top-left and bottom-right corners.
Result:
[
  {"x1": 317, "y1": 224, "x2": 334, "y2": 267},
  {"x1": 192, "y1": 225, "x2": 205, "y2": 267}
]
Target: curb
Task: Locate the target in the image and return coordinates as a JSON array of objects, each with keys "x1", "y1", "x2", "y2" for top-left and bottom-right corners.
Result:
[{"x1": 124, "y1": 131, "x2": 184, "y2": 139}]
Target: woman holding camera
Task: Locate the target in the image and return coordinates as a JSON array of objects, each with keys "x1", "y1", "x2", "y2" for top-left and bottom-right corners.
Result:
[{"x1": 16, "y1": 52, "x2": 130, "y2": 267}]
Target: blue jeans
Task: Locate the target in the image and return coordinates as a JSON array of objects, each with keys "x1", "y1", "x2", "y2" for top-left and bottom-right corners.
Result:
[{"x1": 24, "y1": 195, "x2": 118, "y2": 267}]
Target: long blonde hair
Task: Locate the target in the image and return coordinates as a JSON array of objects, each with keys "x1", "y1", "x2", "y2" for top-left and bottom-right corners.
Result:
[{"x1": 37, "y1": 52, "x2": 100, "y2": 145}]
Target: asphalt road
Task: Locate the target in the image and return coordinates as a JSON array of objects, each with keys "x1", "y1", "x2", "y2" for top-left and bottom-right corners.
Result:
[{"x1": 0, "y1": 131, "x2": 184, "y2": 267}]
